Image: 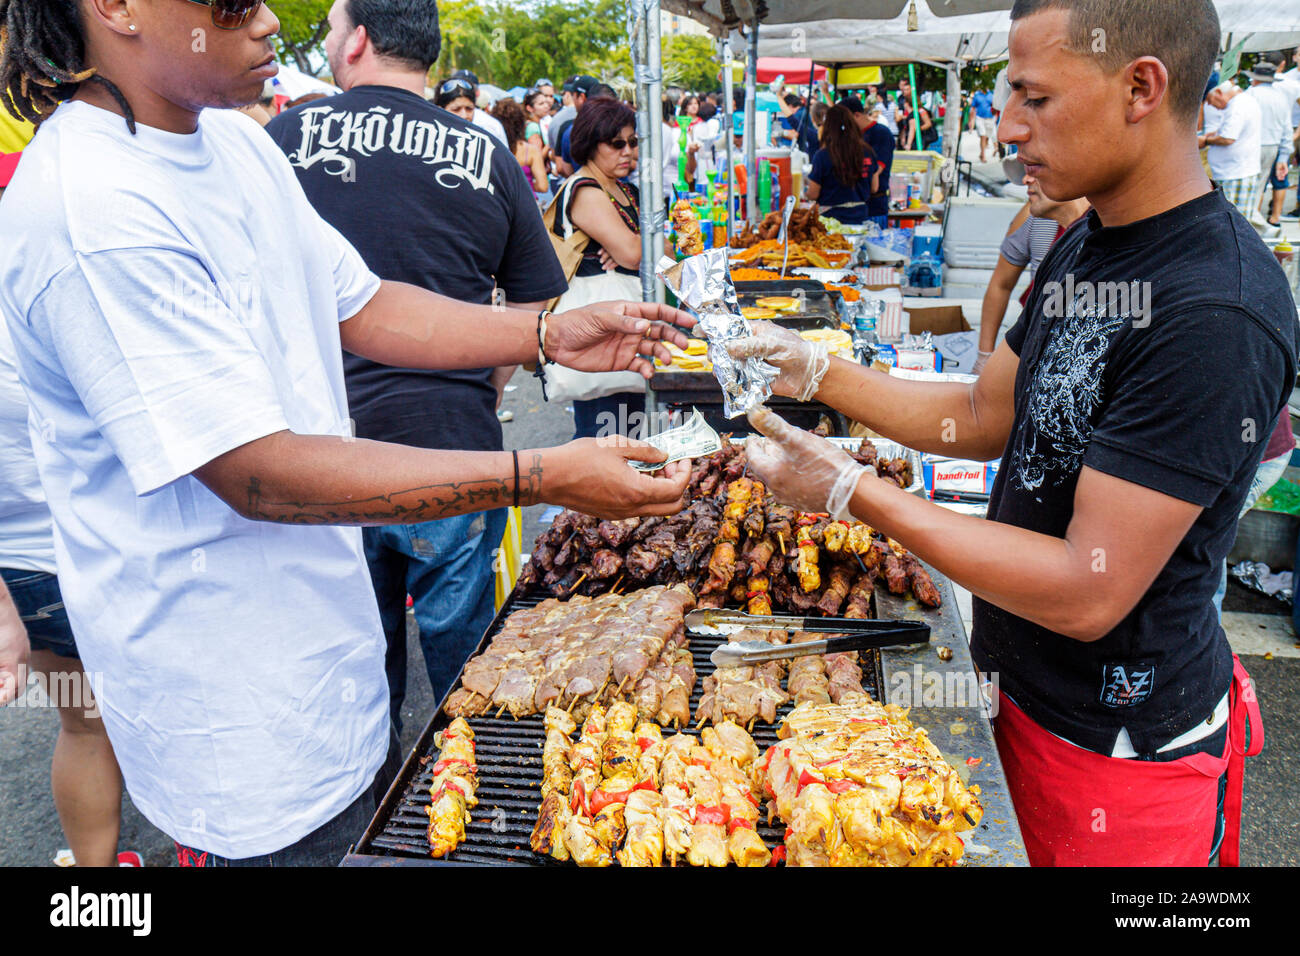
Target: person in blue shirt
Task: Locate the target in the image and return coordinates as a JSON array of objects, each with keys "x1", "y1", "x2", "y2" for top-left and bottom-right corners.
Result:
[
  {"x1": 805, "y1": 104, "x2": 884, "y2": 225},
  {"x1": 969, "y1": 86, "x2": 997, "y2": 162},
  {"x1": 839, "y1": 96, "x2": 893, "y2": 227}
]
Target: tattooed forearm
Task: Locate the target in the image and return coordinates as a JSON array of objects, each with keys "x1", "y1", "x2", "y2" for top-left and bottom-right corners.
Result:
[{"x1": 244, "y1": 454, "x2": 544, "y2": 526}]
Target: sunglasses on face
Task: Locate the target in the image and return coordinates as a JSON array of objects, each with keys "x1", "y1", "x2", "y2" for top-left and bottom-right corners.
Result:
[
  {"x1": 607, "y1": 135, "x2": 639, "y2": 151},
  {"x1": 180, "y1": 0, "x2": 264, "y2": 30}
]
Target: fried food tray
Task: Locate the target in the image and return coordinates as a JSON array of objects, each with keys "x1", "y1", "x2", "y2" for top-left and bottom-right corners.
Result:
[{"x1": 343, "y1": 585, "x2": 887, "y2": 866}]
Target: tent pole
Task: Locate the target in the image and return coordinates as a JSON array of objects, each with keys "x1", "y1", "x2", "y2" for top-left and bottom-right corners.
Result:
[
  {"x1": 907, "y1": 62, "x2": 923, "y2": 150},
  {"x1": 633, "y1": 0, "x2": 663, "y2": 307},
  {"x1": 722, "y1": 33, "x2": 736, "y2": 246},
  {"x1": 745, "y1": 18, "x2": 758, "y2": 225},
  {"x1": 945, "y1": 61, "x2": 960, "y2": 197}
]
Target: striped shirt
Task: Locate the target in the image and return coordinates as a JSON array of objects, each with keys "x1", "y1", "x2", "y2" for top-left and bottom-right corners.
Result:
[{"x1": 1000, "y1": 215, "x2": 1061, "y2": 274}]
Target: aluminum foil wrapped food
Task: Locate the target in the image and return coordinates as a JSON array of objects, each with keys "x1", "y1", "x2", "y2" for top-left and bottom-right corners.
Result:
[{"x1": 657, "y1": 249, "x2": 776, "y2": 418}]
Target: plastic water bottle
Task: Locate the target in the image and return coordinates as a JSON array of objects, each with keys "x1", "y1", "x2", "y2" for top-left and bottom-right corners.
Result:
[{"x1": 851, "y1": 296, "x2": 883, "y2": 358}]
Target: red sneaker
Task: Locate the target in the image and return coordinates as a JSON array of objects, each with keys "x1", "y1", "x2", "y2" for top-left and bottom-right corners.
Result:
[{"x1": 117, "y1": 850, "x2": 144, "y2": 867}]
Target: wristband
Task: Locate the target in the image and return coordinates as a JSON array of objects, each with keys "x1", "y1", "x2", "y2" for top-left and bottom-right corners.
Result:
[
  {"x1": 533, "y1": 310, "x2": 553, "y2": 401},
  {"x1": 512, "y1": 449, "x2": 521, "y2": 508}
]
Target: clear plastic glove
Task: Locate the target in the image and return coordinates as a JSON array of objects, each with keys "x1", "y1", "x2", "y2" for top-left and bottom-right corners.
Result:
[
  {"x1": 725, "y1": 321, "x2": 830, "y2": 402},
  {"x1": 971, "y1": 349, "x2": 993, "y2": 375},
  {"x1": 744, "y1": 406, "x2": 871, "y2": 520}
]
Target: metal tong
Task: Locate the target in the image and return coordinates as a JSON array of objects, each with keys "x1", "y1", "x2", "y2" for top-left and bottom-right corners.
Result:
[
  {"x1": 778, "y1": 194, "x2": 797, "y2": 275},
  {"x1": 684, "y1": 609, "x2": 931, "y2": 668}
]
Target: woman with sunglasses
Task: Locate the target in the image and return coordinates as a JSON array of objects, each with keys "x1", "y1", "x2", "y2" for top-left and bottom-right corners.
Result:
[
  {"x1": 547, "y1": 98, "x2": 671, "y2": 439},
  {"x1": 433, "y1": 76, "x2": 476, "y2": 123}
]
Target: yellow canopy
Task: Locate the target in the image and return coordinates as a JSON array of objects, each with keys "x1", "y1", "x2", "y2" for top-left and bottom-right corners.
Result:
[
  {"x1": 829, "y1": 66, "x2": 884, "y2": 88},
  {"x1": 0, "y1": 107, "x2": 34, "y2": 153}
]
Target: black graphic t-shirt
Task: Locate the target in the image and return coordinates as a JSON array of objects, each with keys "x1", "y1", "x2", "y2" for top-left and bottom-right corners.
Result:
[
  {"x1": 974, "y1": 188, "x2": 1298, "y2": 755},
  {"x1": 267, "y1": 86, "x2": 567, "y2": 452}
]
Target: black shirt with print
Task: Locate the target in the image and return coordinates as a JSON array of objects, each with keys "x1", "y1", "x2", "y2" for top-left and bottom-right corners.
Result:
[
  {"x1": 973, "y1": 188, "x2": 1298, "y2": 755},
  {"x1": 267, "y1": 86, "x2": 567, "y2": 453}
]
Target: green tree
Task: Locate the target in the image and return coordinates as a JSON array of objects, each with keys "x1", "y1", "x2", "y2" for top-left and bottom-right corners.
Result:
[
  {"x1": 270, "y1": 0, "x2": 333, "y2": 74},
  {"x1": 662, "y1": 34, "x2": 718, "y2": 93}
]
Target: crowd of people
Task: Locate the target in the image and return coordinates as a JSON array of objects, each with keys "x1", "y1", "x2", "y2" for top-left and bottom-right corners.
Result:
[{"x1": 0, "y1": 0, "x2": 1296, "y2": 874}]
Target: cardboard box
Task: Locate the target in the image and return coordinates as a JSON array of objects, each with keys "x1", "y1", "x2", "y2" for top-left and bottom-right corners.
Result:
[{"x1": 907, "y1": 304, "x2": 971, "y2": 336}]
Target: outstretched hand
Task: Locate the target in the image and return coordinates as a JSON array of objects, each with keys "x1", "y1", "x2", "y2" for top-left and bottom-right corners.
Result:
[
  {"x1": 546, "y1": 301, "x2": 696, "y2": 379},
  {"x1": 745, "y1": 406, "x2": 869, "y2": 521}
]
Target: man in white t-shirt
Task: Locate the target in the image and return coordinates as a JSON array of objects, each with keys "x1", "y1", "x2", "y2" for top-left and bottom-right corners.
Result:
[
  {"x1": 1200, "y1": 80, "x2": 1262, "y2": 218},
  {"x1": 1243, "y1": 63, "x2": 1293, "y2": 233},
  {"x1": 0, "y1": 1, "x2": 694, "y2": 866}
]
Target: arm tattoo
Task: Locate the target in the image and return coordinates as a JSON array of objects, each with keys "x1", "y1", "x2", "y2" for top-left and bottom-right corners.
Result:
[{"x1": 245, "y1": 454, "x2": 544, "y2": 525}]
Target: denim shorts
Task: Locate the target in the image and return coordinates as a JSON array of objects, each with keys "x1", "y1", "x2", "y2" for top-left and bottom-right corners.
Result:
[{"x1": 1, "y1": 567, "x2": 77, "y2": 659}]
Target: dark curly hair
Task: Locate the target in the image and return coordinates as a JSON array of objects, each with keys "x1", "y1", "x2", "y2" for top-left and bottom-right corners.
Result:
[
  {"x1": 569, "y1": 97, "x2": 635, "y2": 167},
  {"x1": 491, "y1": 96, "x2": 526, "y2": 149},
  {"x1": 0, "y1": 0, "x2": 136, "y2": 132}
]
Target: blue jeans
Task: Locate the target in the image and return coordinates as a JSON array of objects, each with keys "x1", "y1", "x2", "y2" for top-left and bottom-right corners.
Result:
[
  {"x1": 1, "y1": 567, "x2": 76, "y2": 659},
  {"x1": 363, "y1": 509, "x2": 508, "y2": 733}
]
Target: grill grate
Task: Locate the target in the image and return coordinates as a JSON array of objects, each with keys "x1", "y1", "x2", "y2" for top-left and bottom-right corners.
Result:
[{"x1": 352, "y1": 588, "x2": 885, "y2": 865}]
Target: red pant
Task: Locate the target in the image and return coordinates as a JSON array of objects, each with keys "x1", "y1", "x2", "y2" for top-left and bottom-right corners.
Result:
[{"x1": 992, "y1": 656, "x2": 1261, "y2": 866}]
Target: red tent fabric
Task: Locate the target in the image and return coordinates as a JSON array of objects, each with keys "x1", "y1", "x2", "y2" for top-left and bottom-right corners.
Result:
[
  {"x1": 755, "y1": 58, "x2": 828, "y2": 84},
  {"x1": 0, "y1": 152, "x2": 20, "y2": 188}
]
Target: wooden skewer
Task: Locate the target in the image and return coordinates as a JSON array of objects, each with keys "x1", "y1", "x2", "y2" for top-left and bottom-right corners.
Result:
[
  {"x1": 747, "y1": 717, "x2": 756, "y2": 732},
  {"x1": 495, "y1": 704, "x2": 507, "y2": 718},
  {"x1": 777, "y1": 531, "x2": 786, "y2": 556},
  {"x1": 566, "y1": 694, "x2": 579, "y2": 713},
  {"x1": 567, "y1": 572, "x2": 588, "y2": 595},
  {"x1": 615, "y1": 676, "x2": 630, "y2": 697},
  {"x1": 608, "y1": 573, "x2": 624, "y2": 595}
]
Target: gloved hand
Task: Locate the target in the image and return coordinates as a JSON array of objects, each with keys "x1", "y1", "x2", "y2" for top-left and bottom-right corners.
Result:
[
  {"x1": 725, "y1": 320, "x2": 830, "y2": 402},
  {"x1": 971, "y1": 349, "x2": 994, "y2": 375},
  {"x1": 745, "y1": 406, "x2": 871, "y2": 520}
]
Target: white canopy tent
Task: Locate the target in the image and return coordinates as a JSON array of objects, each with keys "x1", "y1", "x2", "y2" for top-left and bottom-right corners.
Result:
[{"x1": 749, "y1": 0, "x2": 1300, "y2": 63}]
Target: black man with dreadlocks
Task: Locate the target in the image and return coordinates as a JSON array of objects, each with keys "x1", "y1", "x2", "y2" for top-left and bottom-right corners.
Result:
[{"x1": 0, "y1": 0, "x2": 695, "y2": 866}]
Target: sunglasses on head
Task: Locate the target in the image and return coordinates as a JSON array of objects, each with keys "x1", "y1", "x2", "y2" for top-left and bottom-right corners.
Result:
[
  {"x1": 439, "y1": 78, "x2": 475, "y2": 97},
  {"x1": 180, "y1": 0, "x2": 264, "y2": 30},
  {"x1": 607, "y1": 135, "x2": 639, "y2": 150}
]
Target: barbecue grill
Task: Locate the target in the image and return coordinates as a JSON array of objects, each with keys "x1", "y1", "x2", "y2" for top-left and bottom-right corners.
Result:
[{"x1": 344, "y1": 586, "x2": 885, "y2": 866}]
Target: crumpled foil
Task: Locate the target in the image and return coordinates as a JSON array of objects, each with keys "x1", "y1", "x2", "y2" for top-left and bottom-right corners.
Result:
[
  {"x1": 1231, "y1": 560, "x2": 1293, "y2": 605},
  {"x1": 657, "y1": 249, "x2": 776, "y2": 418}
]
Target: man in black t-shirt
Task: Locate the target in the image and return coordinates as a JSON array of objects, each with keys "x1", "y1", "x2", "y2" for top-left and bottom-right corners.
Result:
[
  {"x1": 722, "y1": 0, "x2": 1297, "y2": 867},
  {"x1": 267, "y1": 0, "x2": 567, "y2": 726}
]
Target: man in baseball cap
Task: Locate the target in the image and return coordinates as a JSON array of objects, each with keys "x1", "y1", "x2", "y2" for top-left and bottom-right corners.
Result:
[{"x1": 448, "y1": 69, "x2": 507, "y2": 146}]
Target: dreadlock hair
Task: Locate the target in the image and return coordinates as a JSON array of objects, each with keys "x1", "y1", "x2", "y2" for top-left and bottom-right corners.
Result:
[{"x1": 1, "y1": 0, "x2": 136, "y2": 133}]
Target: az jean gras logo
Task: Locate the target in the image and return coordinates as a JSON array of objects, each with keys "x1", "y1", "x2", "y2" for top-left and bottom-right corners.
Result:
[{"x1": 1100, "y1": 663, "x2": 1155, "y2": 708}]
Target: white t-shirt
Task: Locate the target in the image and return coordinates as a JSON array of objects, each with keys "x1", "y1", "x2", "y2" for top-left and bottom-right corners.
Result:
[
  {"x1": 1208, "y1": 92, "x2": 1262, "y2": 181},
  {"x1": 473, "y1": 107, "x2": 509, "y2": 147},
  {"x1": 1201, "y1": 101, "x2": 1223, "y2": 136},
  {"x1": 1279, "y1": 68, "x2": 1300, "y2": 127},
  {"x1": 1244, "y1": 82, "x2": 1293, "y2": 152},
  {"x1": 0, "y1": 101, "x2": 389, "y2": 859},
  {"x1": 0, "y1": 320, "x2": 55, "y2": 574}
]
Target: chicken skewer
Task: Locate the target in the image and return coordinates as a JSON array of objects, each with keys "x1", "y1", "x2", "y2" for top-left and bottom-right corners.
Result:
[{"x1": 426, "y1": 717, "x2": 478, "y2": 859}]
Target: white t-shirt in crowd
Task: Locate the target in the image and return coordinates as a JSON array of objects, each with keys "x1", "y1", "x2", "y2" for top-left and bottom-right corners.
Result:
[
  {"x1": 1208, "y1": 92, "x2": 1262, "y2": 181},
  {"x1": 0, "y1": 320, "x2": 55, "y2": 574},
  {"x1": 1279, "y1": 68, "x2": 1300, "y2": 127},
  {"x1": 0, "y1": 101, "x2": 389, "y2": 859},
  {"x1": 1201, "y1": 101, "x2": 1223, "y2": 136},
  {"x1": 472, "y1": 107, "x2": 509, "y2": 147},
  {"x1": 1244, "y1": 82, "x2": 1294, "y2": 152}
]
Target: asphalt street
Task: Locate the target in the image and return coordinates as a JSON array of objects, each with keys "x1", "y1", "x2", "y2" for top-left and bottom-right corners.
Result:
[{"x1": 2, "y1": 369, "x2": 1296, "y2": 866}]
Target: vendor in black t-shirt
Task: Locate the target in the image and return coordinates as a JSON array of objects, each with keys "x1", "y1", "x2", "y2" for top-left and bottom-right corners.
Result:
[
  {"x1": 267, "y1": 1, "x2": 567, "y2": 727},
  {"x1": 723, "y1": 0, "x2": 1296, "y2": 867}
]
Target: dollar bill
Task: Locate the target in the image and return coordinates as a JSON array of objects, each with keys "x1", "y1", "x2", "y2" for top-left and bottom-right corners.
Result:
[{"x1": 630, "y1": 408, "x2": 722, "y2": 472}]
